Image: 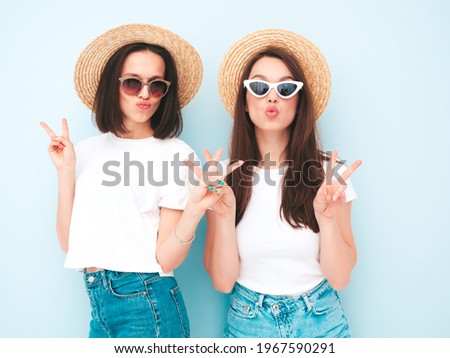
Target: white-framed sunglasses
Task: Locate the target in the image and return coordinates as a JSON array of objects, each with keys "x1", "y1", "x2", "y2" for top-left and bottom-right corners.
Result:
[{"x1": 243, "y1": 79, "x2": 304, "y2": 99}]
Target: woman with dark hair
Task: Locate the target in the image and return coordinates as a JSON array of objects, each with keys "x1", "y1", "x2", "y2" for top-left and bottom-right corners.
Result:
[
  {"x1": 40, "y1": 24, "x2": 216, "y2": 338},
  {"x1": 204, "y1": 29, "x2": 362, "y2": 338}
]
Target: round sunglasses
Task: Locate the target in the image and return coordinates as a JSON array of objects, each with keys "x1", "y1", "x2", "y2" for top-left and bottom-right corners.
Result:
[
  {"x1": 243, "y1": 79, "x2": 303, "y2": 99},
  {"x1": 118, "y1": 77, "x2": 171, "y2": 98}
]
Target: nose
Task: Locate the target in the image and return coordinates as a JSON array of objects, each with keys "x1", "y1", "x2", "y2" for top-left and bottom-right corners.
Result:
[
  {"x1": 266, "y1": 88, "x2": 278, "y2": 103},
  {"x1": 138, "y1": 84, "x2": 150, "y2": 99}
]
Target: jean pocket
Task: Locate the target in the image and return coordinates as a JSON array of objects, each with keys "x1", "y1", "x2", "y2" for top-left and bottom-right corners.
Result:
[
  {"x1": 109, "y1": 273, "x2": 147, "y2": 299},
  {"x1": 311, "y1": 289, "x2": 342, "y2": 316},
  {"x1": 170, "y1": 286, "x2": 190, "y2": 338},
  {"x1": 228, "y1": 290, "x2": 257, "y2": 319}
]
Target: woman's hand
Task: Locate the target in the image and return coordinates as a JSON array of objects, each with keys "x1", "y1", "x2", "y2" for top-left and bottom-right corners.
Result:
[
  {"x1": 40, "y1": 118, "x2": 76, "y2": 172},
  {"x1": 313, "y1": 150, "x2": 362, "y2": 220},
  {"x1": 184, "y1": 148, "x2": 242, "y2": 216}
]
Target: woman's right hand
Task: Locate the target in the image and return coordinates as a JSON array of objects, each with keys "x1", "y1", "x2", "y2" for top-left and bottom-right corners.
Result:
[{"x1": 40, "y1": 118, "x2": 76, "y2": 172}]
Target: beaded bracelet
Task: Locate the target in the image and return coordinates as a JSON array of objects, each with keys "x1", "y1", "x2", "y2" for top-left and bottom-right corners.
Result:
[{"x1": 173, "y1": 225, "x2": 196, "y2": 245}]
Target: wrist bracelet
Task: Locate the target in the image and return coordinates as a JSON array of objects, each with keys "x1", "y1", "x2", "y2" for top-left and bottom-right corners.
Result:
[{"x1": 173, "y1": 225, "x2": 196, "y2": 245}]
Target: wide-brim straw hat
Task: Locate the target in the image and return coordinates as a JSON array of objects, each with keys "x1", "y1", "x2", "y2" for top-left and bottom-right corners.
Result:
[
  {"x1": 74, "y1": 23, "x2": 202, "y2": 110},
  {"x1": 218, "y1": 29, "x2": 331, "y2": 120}
]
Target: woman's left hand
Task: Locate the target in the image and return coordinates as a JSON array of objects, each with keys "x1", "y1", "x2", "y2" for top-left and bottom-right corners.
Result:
[
  {"x1": 184, "y1": 148, "x2": 242, "y2": 215},
  {"x1": 313, "y1": 150, "x2": 362, "y2": 219}
]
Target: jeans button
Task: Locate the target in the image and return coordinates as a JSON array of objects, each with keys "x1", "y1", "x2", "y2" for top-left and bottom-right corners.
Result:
[{"x1": 87, "y1": 276, "x2": 95, "y2": 283}]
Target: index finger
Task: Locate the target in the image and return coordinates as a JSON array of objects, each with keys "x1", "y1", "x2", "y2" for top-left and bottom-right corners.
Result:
[
  {"x1": 202, "y1": 149, "x2": 213, "y2": 162},
  {"x1": 203, "y1": 148, "x2": 224, "y2": 177},
  {"x1": 40, "y1": 121, "x2": 57, "y2": 138},
  {"x1": 202, "y1": 148, "x2": 224, "y2": 163}
]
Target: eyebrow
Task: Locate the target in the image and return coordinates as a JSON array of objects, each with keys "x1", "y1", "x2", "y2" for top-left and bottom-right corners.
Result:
[{"x1": 251, "y1": 74, "x2": 295, "y2": 81}]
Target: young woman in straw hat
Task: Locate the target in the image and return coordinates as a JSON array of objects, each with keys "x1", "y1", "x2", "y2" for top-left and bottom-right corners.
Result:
[
  {"x1": 204, "y1": 29, "x2": 362, "y2": 338},
  {"x1": 40, "y1": 24, "x2": 220, "y2": 338}
]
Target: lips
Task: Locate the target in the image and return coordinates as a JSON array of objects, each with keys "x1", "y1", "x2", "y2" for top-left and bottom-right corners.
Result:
[
  {"x1": 137, "y1": 102, "x2": 151, "y2": 110},
  {"x1": 265, "y1": 105, "x2": 279, "y2": 118}
]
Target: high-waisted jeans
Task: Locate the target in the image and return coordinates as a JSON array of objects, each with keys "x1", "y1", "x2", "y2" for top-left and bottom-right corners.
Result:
[
  {"x1": 225, "y1": 279, "x2": 351, "y2": 338},
  {"x1": 83, "y1": 270, "x2": 190, "y2": 338}
]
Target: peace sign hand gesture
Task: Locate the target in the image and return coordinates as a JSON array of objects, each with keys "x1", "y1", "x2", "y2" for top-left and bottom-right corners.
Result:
[
  {"x1": 313, "y1": 150, "x2": 362, "y2": 220},
  {"x1": 184, "y1": 148, "x2": 242, "y2": 216},
  {"x1": 40, "y1": 118, "x2": 76, "y2": 172}
]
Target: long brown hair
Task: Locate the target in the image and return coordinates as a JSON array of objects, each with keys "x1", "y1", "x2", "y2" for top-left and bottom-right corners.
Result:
[
  {"x1": 227, "y1": 47, "x2": 326, "y2": 233},
  {"x1": 94, "y1": 43, "x2": 182, "y2": 139}
]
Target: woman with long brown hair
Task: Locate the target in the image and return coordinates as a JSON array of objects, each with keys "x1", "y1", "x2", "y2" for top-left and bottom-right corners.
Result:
[{"x1": 204, "y1": 29, "x2": 362, "y2": 338}]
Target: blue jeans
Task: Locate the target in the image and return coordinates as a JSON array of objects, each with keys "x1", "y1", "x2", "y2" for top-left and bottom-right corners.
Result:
[
  {"x1": 225, "y1": 280, "x2": 351, "y2": 338},
  {"x1": 84, "y1": 270, "x2": 190, "y2": 338}
]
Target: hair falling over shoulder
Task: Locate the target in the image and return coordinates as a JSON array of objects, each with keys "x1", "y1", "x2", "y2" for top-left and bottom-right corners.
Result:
[{"x1": 226, "y1": 47, "x2": 326, "y2": 233}]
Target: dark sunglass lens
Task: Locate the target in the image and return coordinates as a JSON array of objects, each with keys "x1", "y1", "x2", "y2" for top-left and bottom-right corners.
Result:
[
  {"x1": 122, "y1": 78, "x2": 142, "y2": 95},
  {"x1": 149, "y1": 81, "x2": 168, "y2": 98},
  {"x1": 249, "y1": 81, "x2": 269, "y2": 96},
  {"x1": 277, "y1": 83, "x2": 298, "y2": 97}
]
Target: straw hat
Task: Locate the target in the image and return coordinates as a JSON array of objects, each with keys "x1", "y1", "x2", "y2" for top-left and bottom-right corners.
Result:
[
  {"x1": 218, "y1": 29, "x2": 331, "y2": 120},
  {"x1": 74, "y1": 23, "x2": 202, "y2": 110}
]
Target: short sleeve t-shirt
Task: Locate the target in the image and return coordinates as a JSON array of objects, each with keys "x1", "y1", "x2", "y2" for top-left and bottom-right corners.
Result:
[
  {"x1": 235, "y1": 163, "x2": 357, "y2": 295},
  {"x1": 64, "y1": 132, "x2": 197, "y2": 274}
]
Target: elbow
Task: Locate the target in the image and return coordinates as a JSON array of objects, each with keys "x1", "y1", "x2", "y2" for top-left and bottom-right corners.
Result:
[
  {"x1": 327, "y1": 276, "x2": 351, "y2": 291},
  {"x1": 157, "y1": 255, "x2": 178, "y2": 273},
  {"x1": 211, "y1": 278, "x2": 236, "y2": 294},
  {"x1": 159, "y1": 261, "x2": 177, "y2": 273},
  {"x1": 57, "y1": 230, "x2": 69, "y2": 254},
  {"x1": 209, "y1": 268, "x2": 238, "y2": 293},
  {"x1": 58, "y1": 238, "x2": 68, "y2": 254},
  {"x1": 204, "y1": 262, "x2": 237, "y2": 293}
]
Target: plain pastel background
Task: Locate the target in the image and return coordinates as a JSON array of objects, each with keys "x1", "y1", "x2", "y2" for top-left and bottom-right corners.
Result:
[{"x1": 0, "y1": 0, "x2": 449, "y2": 338}]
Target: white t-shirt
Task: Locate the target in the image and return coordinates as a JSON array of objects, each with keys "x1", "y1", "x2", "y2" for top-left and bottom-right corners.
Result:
[
  {"x1": 236, "y1": 164, "x2": 357, "y2": 295},
  {"x1": 64, "y1": 132, "x2": 196, "y2": 274}
]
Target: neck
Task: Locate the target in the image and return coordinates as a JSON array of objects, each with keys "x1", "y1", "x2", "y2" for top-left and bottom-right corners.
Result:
[
  {"x1": 119, "y1": 120, "x2": 154, "y2": 139},
  {"x1": 255, "y1": 128, "x2": 290, "y2": 167}
]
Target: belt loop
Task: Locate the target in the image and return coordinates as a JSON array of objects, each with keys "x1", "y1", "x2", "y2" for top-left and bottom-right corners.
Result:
[
  {"x1": 100, "y1": 270, "x2": 109, "y2": 290},
  {"x1": 257, "y1": 293, "x2": 264, "y2": 308},
  {"x1": 302, "y1": 293, "x2": 313, "y2": 312}
]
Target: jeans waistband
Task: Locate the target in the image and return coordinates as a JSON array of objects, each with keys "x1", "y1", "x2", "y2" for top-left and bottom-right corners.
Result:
[
  {"x1": 234, "y1": 279, "x2": 332, "y2": 312},
  {"x1": 83, "y1": 269, "x2": 161, "y2": 290}
]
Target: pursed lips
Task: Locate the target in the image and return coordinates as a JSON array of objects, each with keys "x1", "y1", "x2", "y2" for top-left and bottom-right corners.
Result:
[
  {"x1": 137, "y1": 102, "x2": 151, "y2": 110},
  {"x1": 265, "y1": 105, "x2": 279, "y2": 118}
]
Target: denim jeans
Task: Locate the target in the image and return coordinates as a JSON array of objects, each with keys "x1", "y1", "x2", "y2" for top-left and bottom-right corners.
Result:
[
  {"x1": 225, "y1": 280, "x2": 351, "y2": 338},
  {"x1": 83, "y1": 270, "x2": 190, "y2": 338}
]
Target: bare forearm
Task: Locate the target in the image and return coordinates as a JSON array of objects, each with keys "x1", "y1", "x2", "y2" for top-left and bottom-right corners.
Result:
[
  {"x1": 318, "y1": 216, "x2": 356, "y2": 290},
  {"x1": 206, "y1": 213, "x2": 240, "y2": 292},
  {"x1": 56, "y1": 170, "x2": 75, "y2": 253},
  {"x1": 156, "y1": 205, "x2": 203, "y2": 272}
]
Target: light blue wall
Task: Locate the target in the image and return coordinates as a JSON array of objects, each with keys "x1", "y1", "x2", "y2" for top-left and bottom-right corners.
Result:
[{"x1": 1, "y1": 0, "x2": 449, "y2": 338}]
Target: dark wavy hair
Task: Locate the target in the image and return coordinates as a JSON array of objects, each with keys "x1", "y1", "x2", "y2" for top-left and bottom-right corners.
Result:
[
  {"x1": 227, "y1": 47, "x2": 327, "y2": 233},
  {"x1": 93, "y1": 43, "x2": 182, "y2": 139}
]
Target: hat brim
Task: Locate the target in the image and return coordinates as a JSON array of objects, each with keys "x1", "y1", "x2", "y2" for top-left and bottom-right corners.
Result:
[
  {"x1": 74, "y1": 23, "x2": 202, "y2": 110},
  {"x1": 218, "y1": 29, "x2": 331, "y2": 120}
]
